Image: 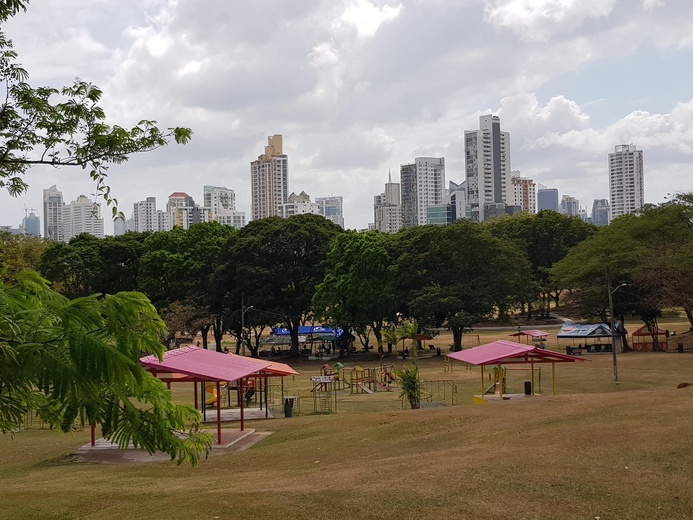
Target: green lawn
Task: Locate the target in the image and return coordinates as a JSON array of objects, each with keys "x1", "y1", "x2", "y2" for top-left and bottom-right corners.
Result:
[{"x1": 2, "y1": 319, "x2": 693, "y2": 519}]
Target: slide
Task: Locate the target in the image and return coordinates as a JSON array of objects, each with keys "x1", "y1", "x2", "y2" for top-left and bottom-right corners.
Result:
[
  {"x1": 357, "y1": 383, "x2": 374, "y2": 394},
  {"x1": 205, "y1": 383, "x2": 218, "y2": 405},
  {"x1": 374, "y1": 380, "x2": 392, "y2": 392}
]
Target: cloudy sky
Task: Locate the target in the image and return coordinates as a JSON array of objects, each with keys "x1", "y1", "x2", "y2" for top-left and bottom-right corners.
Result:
[{"x1": 3, "y1": 0, "x2": 693, "y2": 232}]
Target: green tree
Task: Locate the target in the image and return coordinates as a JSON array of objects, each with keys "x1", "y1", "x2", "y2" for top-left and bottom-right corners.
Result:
[
  {"x1": 0, "y1": 270, "x2": 211, "y2": 463},
  {"x1": 0, "y1": 231, "x2": 48, "y2": 282},
  {"x1": 486, "y1": 211, "x2": 595, "y2": 317},
  {"x1": 551, "y1": 215, "x2": 651, "y2": 349},
  {"x1": 0, "y1": 1, "x2": 191, "y2": 216},
  {"x1": 227, "y1": 215, "x2": 342, "y2": 356},
  {"x1": 392, "y1": 221, "x2": 533, "y2": 350},
  {"x1": 39, "y1": 234, "x2": 103, "y2": 298},
  {"x1": 314, "y1": 231, "x2": 396, "y2": 353}
]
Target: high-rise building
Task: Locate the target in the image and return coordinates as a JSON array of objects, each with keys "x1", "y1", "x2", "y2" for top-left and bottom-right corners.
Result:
[
  {"x1": 609, "y1": 144, "x2": 644, "y2": 219},
  {"x1": 426, "y1": 180, "x2": 469, "y2": 225},
  {"x1": 63, "y1": 195, "x2": 104, "y2": 242},
  {"x1": 166, "y1": 192, "x2": 207, "y2": 230},
  {"x1": 114, "y1": 216, "x2": 128, "y2": 236},
  {"x1": 43, "y1": 185, "x2": 64, "y2": 241},
  {"x1": 537, "y1": 188, "x2": 559, "y2": 212},
  {"x1": 510, "y1": 171, "x2": 536, "y2": 214},
  {"x1": 278, "y1": 191, "x2": 320, "y2": 218},
  {"x1": 22, "y1": 209, "x2": 40, "y2": 237},
  {"x1": 465, "y1": 115, "x2": 511, "y2": 221},
  {"x1": 560, "y1": 195, "x2": 579, "y2": 216},
  {"x1": 132, "y1": 197, "x2": 159, "y2": 233},
  {"x1": 204, "y1": 185, "x2": 246, "y2": 229},
  {"x1": 373, "y1": 172, "x2": 403, "y2": 233},
  {"x1": 251, "y1": 134, "x2": 288, "y2": 220},
  {"x1": 316, "y1": 196, "x2": 344, "y2": 228},
  {"x1": 592, "y1": 199, "x2": 611, "y2": 226},
  {"x1": 400, "y1": 157, "x2": 445, "y2": 228}
]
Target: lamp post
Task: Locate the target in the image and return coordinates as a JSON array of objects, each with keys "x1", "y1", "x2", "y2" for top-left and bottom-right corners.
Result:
[
  {"x1": 241, "y1": 304, "x2": 254, "y2": 357},
  {"x1": 608, "y1": 281, "x2": 627, "y2": 383}
]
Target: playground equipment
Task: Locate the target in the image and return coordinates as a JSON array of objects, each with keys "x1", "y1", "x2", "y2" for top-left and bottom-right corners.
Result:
[
  {"x1": 484, "y1": 365, "x2": 507, "y2": 395},
  {"x1": 205, "y1": 382, "x2": 219, "y2": 405},
  {"x1": 310, "y1": 375, "x2": 338, "y2": 414},
  {"x1": 349, "y1": 365, "x2": 396, "y2": 394}
]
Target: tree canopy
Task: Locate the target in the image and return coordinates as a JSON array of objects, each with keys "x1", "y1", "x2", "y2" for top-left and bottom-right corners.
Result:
[
  {"x1": 0, "y1": 270, "x2": 211, "y2": 463},
  {"x1": 0, "y1": 0, "x2": 191, "y2": 217}
]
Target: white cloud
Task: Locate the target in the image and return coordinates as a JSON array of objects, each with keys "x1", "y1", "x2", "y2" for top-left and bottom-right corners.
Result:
[
  {"x1": 3, "y1": 0, "x2": 693, "y2": 231},
  {"x1": 341, "y1": 0, "x2": 402, "y2": 37},
  {"x1": 484, "y1": 0, "x2": 617, "y2": 41}
]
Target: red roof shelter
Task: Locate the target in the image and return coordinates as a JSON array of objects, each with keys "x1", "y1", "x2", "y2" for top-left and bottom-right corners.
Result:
[
  {"x1": 140, "y1": 346, "x2": 298, "y2": 444},
  {"x1": 448, "y1": 340, "x2": 588, "y2": 400},
  {"x1": 509, "y1": 329, "x2": 550, "y2": 344}
]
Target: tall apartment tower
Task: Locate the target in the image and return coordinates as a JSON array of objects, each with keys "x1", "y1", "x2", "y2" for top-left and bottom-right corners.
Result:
[
  {"x1": 22, "y1": 209, "x2": 40, "y2": 237},
  {"x1": 465, "y1": 114, "x2": 511, "y2": 221},
  {"x1": 167, "y1": 192, "x2": 207, "y2": 230},
  {"x1": 132, "y1": 197, "x2": 159, "y2": 233},
  {"x1": 609, "y1": 144, "x2": 644, "y2": 220},
  {"x1": 400, "y1": 157, "x2": 445, "y2": 228},
  {"x1": 278, "y1": 191, "x2": 320, "y2": 218},
  {"x1": 510, "y1": 171, "x2": 536, "y2": 214},
  {"x1": 537, "y1": 188, "x2": 559, "y2": 212},
  {"x1": 63, "y1": 195, "x2": 104, "y2": 242},
  {"x1": 374, "y1": 172, "x2": 402, "y2": 233},
  {"x1": 251, "y1": 134, "x2": 288, "y2": 221},
  {"x1": 560, "y1": 195, "x2": 580, "y2": 216},
  {"x1": 592, "y1": 199, "x2": 610, "y2": 226},
  {"x1": 316, "y1": 196, "x2": 344, "y2": 228},
  {"x1": 43, "y1": 184, "x2": 64, "y2": 241},
  {"x1": 204, "y1": 185, "x2": 246, "y2": 229}
]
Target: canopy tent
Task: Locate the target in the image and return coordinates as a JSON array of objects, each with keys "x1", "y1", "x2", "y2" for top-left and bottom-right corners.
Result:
[
  {"x1": 271, "y1": 325, "x2": 336, "y2": 336},
  {"x1": 447, "y1": 340, "x2": 588, "y2": 400},
  {"x1": 631, "y1": 325, "x2": 668, "y2": 352},
  {"x1": 140, "y1": 346, "x2": 297, "y2": 444},
  {"x1": 509, "y1": 329, "x2": 550, "y2": 345},
  {"x1": 557, "y1": 323, "x2": 611, "y2": 338}
]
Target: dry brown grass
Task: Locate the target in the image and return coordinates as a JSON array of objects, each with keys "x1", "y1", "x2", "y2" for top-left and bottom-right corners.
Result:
[{"x1": 2, "y1": 322, "x2": 693, "y2": 519}]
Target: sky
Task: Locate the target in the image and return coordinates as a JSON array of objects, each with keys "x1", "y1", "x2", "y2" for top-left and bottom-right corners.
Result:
[{"x1": 3, "y1": 0, "x2": 693, "y2": 233}]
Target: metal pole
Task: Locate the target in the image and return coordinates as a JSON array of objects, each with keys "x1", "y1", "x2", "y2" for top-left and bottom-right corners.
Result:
[
  {"x1": 608, "y1": 280, "x2": 626, "y2": 383},
  {"x1": 241, "y1": 294, "x2": 245, "y2": 357}
]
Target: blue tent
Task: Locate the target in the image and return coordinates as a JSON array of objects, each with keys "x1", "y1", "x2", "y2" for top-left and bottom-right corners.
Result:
[{"x1": 271, "y1": 326, "x2": 336, "y2": 336}]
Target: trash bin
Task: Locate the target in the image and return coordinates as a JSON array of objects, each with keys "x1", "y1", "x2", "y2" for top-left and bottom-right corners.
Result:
[
  {"x1": 436, "y1": 347, "x2": 441, "y2": 356},
  {"x1": 284, "y1": 397, "x2": 294, "y2": 418},
  {"x1": 524, "y1": 381, "x2": 532, "y2": 395},
  {"x1": 678, "y1": 342, "x2": 684, "y2": 353}
]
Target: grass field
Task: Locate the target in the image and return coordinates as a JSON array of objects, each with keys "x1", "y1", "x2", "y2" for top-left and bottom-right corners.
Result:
[{"x1": 2, "y1": 319, "x2": 693, "y2": 519}]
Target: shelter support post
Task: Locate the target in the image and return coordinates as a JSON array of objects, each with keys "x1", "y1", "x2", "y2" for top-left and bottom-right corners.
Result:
[
  {"x1": 552, "y1": 362, "x2": 556, "y2": 395},
  {"x1": 498, "y1": 364, "x2": 503, "y2": 400},
  {"x1": 265, "y1": 376, "x2": 269, "y2": 418},
  {"x1": 193, "y1": 380, "x2": 198, "y2": 410},
  {"x1": 240, "y1": 378, "x2": 245, "y2": 431},
  {"x1": 480, "y1": 365, "x2": 485, "y2": 394},
  {"x1": 90, "y1": 423, "x2": 95, "y2": 447},
  {"x1": 216, "y1": 381, "x2": 222, "y2": 445},
  {"x1": 531, "y1": 361, "x2": 535, "y2": 396}
]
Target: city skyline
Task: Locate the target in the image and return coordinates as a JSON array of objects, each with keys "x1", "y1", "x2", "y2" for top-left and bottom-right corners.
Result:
[{"x1": 3, "y1": 1, "x2": 693, "y2": 232}]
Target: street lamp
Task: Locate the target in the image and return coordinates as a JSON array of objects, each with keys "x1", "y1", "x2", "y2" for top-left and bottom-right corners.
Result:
[
  {"x1": 241, "y1": 305, "x2": 254, "y2": 357},
  {"x1": 608, "y1": 281, "x2": 627, "y2": 383}
]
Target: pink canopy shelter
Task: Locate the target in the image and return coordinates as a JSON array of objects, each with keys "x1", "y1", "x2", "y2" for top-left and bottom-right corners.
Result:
[
  {"x1": 509, "y1": 329, "x2": 550, "y2": 345},
  {"x1": 141, "y1": 346, "x2": 291, "y2": 444},
  {"x1": 448, "y1": 340, "x2": 587, "y2": 398}
]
